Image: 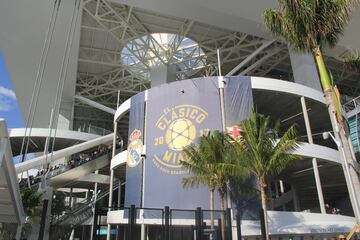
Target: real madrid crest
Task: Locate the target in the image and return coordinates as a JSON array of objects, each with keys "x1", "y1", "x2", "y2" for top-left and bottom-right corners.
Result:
[{"x1": 127, "y1": 129, "x2": 143, "y2": 168}]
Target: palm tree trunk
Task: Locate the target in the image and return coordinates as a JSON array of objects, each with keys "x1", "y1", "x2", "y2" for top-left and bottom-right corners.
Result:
[
  {"x1": 210, "y1": 189, "x2": 215, "y2": 230},
  {"x1": 314, "y1": 46, "x2": 331, "y2": 91},
  {"x1": 259, "y1": 178, "x2": 269, "y2": 240},
  {"x1": 220, "y1": 193, "x2": 226, "y2": 240},
  {"x1": 314, "y1": 46, "x2": 360, "y2": 217}
]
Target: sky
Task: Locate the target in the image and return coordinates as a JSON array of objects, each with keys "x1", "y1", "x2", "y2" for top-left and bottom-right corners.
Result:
[{"x1": 0, "y1": 50, "x2": 24, "y2": 128}]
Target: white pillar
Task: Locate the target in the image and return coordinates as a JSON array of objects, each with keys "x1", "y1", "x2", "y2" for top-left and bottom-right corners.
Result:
[
  {"x1": 279, "y1": 180, "x2": 286, "y2": 211},
  {"x1": 43, "y1": 187, "x2": 53, "y2": 240},
  {"x1": 69, "y1": 187, "x2": 73, "y2": 209},
  {"x1": 117, "y1": 180, "x2": 121, "y2": 207},
  {"x1": 106, "y1": 121, "x2": 118, "y2": 240},
  {"x1": 90, "y1": 170, "x2": 99, "y2": 240},
  {"x1": 69, "y1": 230, "x2": 75, "y2": 240},
  {"x1": 149, "y1": 63, "x2": 176, "y2": 87},
  {"x1": 301, "y1": 96, "x2": 326, "y2": 214},
  {"x1": 85, "y1": 189, "x2": 89, "y2": 200}
]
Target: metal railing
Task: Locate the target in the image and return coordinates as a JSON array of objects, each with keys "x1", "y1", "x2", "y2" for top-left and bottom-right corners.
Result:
[
  {"x1": 103, "y1": 205, "x2": 233, "y2": 240},
  {"x1": 343, "y1": 95, "x2": 360, "y2": 113},
  {"x1": 51, "y1": 182, "x2": 121, "y2": 226}
]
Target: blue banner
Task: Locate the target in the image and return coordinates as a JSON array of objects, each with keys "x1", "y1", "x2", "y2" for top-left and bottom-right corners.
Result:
[
  {"x1": 124, "y1": 92, "x2": 145, "y2": 207},
  {"x1": 144, "y1": 77, "x2": 222, "y2": 209}
]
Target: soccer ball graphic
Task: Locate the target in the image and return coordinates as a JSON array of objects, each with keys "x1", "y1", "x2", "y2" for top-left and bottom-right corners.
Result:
[{"x1": 166, "y1": 118, "x2": 196, "y2": 151}]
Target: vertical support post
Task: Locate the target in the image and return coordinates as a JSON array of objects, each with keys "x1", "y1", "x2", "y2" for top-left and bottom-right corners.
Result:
[
  {"x1": 279, "y1": 180, "x2": 286, "y2": 210},
  {"x1": 164, "y1": 206, "x2": 170, "y2": 240},
  {"x1": 191, "y1": 225, "x2": 195, "y2": 240},
  {"x1": 217, "y1": 49, "x2": 232, "y2": 210},
  {"x1": 292, "y1": 186, "x2": 300, "y2": 211},
  {"x1": 129, "y1": 205, "x2": 136, "y2": 240},
  {"x1": 118, "y1": 180, "x2": 122, "y2": 207},
  {"x1": 116, "y1": 181, "x2": 122, "y2": 240},
  {"x1": 217, "y1": 218, "x2": 222, "y2": 240},
  {"x1": 195, "y1": 207, "x2": 202, "y2": 240},
  {"x1": 69, "y1": 187, "x2": 73, "y2": 208},
  {"x1": 107, "y1": 121, "x2": 118, "y2": 240},
  {"x1": 259, "y1": 209, "x2": 266, "y2": 240},
  {"x1": 226, "y1": 208, "x2": 232, "y2": 240},
  {"x1": 140, "y1": 157, "x2": 146, "y2": 240},
  {"x1": 236, "y1": 213, "x2": 241, "y2": 240},
  {"x1": 16, "y1": 224, "x2": 22, "y2": 240},
  {"x1": 92, "y1": 211, "x2": 98, "y2": 240},
  {"x1": 90, "y1": 170, "x2": 99, "y2": 240},
  {"x1": 38, "y1": 200, "x2": 49, "y2": 240},
  {"x1": 301, "y1": 96, "x2": 326, "y2": 214}
]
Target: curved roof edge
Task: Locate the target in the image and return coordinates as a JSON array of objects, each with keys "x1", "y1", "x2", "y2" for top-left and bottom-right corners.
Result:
[
  {"x1": 114, "y1": 77, "x2": 326, "y2": 122},
  {"x1": 9, "y1": 128, "x2": 100, "y2": 142},
  {"x1": 251, "y1": 77, "x2": 325, "y2": 104}
]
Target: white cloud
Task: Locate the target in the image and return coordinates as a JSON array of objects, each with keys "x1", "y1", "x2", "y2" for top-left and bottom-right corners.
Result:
[
  {"x1": 0, "y1": 86, "x2": 16, "y2": 100},
  {"x1": 0, "y1": 86, "x2": 16, "y2": 111}
]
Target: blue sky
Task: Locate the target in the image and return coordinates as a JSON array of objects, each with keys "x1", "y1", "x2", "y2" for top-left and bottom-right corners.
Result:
[{"x1": 0, "y1": 50, "x2": 24, "y2": 128}]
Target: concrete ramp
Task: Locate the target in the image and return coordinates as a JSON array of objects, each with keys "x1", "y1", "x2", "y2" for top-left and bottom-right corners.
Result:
[
  {"x1": 15, "y1": 133, "x2": 113, "y2": 173},
  {"x1": 0, "y1": 120, "x2": 25, "y2": 224},
  {"x1": 48, "y1": 153, "x2": 110, "y2": 187}
]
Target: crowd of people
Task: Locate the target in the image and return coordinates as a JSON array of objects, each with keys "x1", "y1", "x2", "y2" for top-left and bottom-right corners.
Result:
[
  {"x1": 68, "y1": 145, "x2": 112, "y2": 169},
  {"x1": 18, "y1": 145, "x2": 112, "y2": 188}
]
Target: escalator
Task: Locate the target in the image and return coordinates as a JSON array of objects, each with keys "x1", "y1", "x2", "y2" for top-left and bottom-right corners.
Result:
[
  {"x1": 48, "y1": 151, "x2": 111, "y2": 187},
  {"x1": 50, "y1": 182, "x2": 121, "y2": 239},
  {"x1": 18, "y1": 148, "x2": 112, "y2": 189}
]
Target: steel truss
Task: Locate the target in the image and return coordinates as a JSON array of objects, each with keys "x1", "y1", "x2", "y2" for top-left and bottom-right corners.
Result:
[{"x1": 76, "y1": 0, "x2": 360, "y2": 130}]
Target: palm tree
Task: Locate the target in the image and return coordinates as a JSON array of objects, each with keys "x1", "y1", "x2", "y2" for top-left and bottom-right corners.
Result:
[
  {"x1": 263, "y1": 0, "x2": 360, "y2": 226},
  {"x1": 181, "y1": 130, "x2": 247, "y2": 240},
  {"x1": 264, "y1": 0, "x2": 358, "y2": 128},
  {"x1": 233, "y1": 112, "x2": 300, "y2": 240},
  {"x1": 21, "y1": 187, "x2": 42, "y2": 217}
]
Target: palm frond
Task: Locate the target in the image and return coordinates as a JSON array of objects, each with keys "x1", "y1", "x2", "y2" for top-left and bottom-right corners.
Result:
[
  {"x1": 234, "y1": 111, "x2": 300, "y2": 182},
  {"x1": 264, "y1": 0, "x2": 359, "y2": 52},
  {"x1": 343, "y1": 54, "x2": 360, "y2": 73},
  {"x1": 181, "y1": 130, "x2": 250, "y2": 196}
]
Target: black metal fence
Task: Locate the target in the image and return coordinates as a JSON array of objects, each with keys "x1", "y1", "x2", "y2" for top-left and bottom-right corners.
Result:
[{"x1": 94, "y1": 205, "x2": 237, "y2": 240}]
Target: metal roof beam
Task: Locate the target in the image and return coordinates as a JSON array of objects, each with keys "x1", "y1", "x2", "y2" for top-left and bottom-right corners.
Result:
[
  {"x1": 225, "y1": 39, "x2": 275, "y2": 76},
  {"x1": 74, "y1": 95, "x2": 116, "y2": 115}
]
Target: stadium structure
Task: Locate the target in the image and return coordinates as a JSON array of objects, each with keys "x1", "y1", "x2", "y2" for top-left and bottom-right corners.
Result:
[{"x1": 1, "y1": 0, "x2": 360, "y2": 239}]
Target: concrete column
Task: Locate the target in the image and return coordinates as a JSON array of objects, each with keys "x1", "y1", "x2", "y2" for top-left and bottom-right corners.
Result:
[
  {"x1": 116, "y1": 180, "x2": 122, "y2": 240},
  {"x1": 15, "y1": 224, "x2": 22, "y2": 240},
  {"x1": 149, "y1": 63, "x2": 176, "y2": 87},
  {"x1": 292, "y1": 186, "x2": 300, "y2": 211},
  {"x1": 90, "y1": 170, "x2": 99, "y2": 240},
  {"x1": 85, "y1": 189, "x2": 89, "y2": 200},
  {"x1": 57, "y1": 101, "x2": 73, "y2": 130},
  {"x1": 106, "y1": 121, "x2": 118, "y2": 240},
  {"x1": 289, "y1": 50, "x2": 322, "y2": 91},
  {"x1": 69, "y1": 230, "x2": 75, "y2": 240},
  {"x1": 43, "y1": 188, "x2": 53, "y2": 240},
  {"x1": 279, "y1": 180, "x2": 286, "y2": 211},
  {"x1": 301, "y1": 96, "x2": 326, "y2": 214},
  {"x1": 117, "y1": 180, "x2": 121, "y2": 207},
  {"x1": 69, "y1": 187, "x2": 73, "y2": 209}
]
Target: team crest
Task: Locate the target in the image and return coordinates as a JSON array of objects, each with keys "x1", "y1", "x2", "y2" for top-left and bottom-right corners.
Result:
[
  {"x1": 152, "y1": 105, "x2": 210, "y2": 175},
  {"x1": 127, "y1": 129, "x2": 143, "y2": 168}
]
